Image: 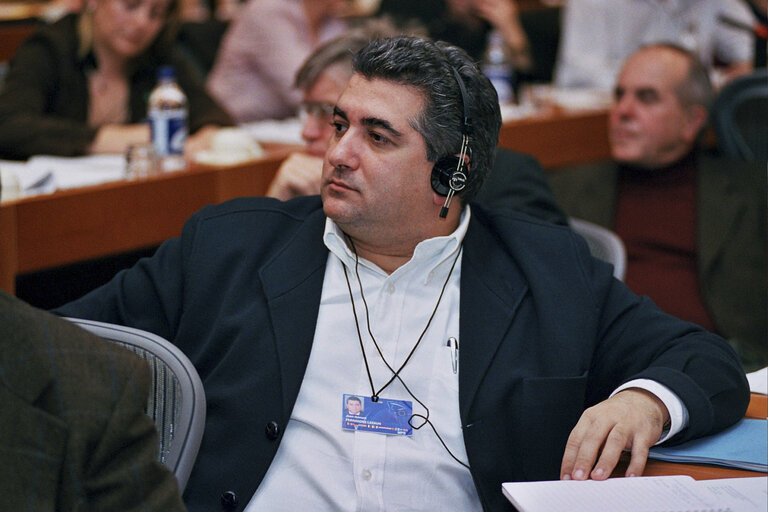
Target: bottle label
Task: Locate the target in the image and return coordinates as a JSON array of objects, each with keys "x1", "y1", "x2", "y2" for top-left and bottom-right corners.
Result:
[{"x1": 149, "y1": 110, "x2": 188, "y2": 156}]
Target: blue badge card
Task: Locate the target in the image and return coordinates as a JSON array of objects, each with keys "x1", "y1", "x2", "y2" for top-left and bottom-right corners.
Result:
[{"x1": 342, "y1": 394, "x2": 413, "y2": 436}]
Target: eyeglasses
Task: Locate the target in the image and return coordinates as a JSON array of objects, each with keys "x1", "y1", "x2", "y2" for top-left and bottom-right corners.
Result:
[{"x1": 299, "y1": 102, "x2": 335, "y2": 121}]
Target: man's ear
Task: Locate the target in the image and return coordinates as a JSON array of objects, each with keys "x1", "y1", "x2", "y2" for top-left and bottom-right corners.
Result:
[{"x1": 682, "y1": 104, "x2": 709, "y2": 143}]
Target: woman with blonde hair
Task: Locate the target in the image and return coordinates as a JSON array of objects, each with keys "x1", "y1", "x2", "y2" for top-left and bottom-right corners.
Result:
[{"x1": 0, "y1": 0, "x2": 233, "y2": 160}]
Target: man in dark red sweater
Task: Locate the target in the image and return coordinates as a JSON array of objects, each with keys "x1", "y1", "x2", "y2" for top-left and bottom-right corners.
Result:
[{"x1": 548, "y1": 43, "x2": 766, "y2": 370}]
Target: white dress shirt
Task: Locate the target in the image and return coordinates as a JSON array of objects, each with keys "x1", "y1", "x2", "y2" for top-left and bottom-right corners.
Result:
[
  {"x1": 245, "y1": 207, "x2": 687, "y2": 510},
  {"x1": 555, "y1": 0, "x2": 756, "y2": 89}
]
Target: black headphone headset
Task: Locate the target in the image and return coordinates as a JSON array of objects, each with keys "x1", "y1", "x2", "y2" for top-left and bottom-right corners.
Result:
[{"x1": 430, "y1": 66, "x2": 473, "y2": 219}]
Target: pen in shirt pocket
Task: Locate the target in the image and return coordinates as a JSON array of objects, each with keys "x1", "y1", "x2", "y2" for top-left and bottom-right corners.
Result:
[{"x1": 447, "y1": 337, "x2": 459, "y2": 374}]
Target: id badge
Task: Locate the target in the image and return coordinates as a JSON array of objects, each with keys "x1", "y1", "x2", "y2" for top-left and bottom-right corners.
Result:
[{"x1": 342, "y1": 394, "x2": 413, "y2": 436}]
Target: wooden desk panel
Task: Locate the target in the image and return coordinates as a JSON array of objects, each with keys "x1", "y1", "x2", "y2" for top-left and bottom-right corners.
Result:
[
  {"x1": 498, "y1": 109, "x2": 610, "y2": 169},
  {"x1": 0, "y1": 149, "x2": 291, "y2": 292}
]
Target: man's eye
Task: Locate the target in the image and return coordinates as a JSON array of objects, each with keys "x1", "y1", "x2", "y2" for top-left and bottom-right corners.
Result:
[
  {"x1": 637, "y1": 90, "x2": 659, "y2": 104},
  {"x1": 369, "y1": 132, "x2": 389, "y2": 145},
  {"x1": 332, "y1": 121, "x2": 347, "y2": 136}
]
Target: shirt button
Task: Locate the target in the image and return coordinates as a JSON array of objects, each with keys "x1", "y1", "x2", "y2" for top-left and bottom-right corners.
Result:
[
  {"x1": 221, "y1": 490, "x2": 238, "y2": 509},
  {"x1": 362, "y1": 469, "x2": 372, "y2": 481},
  {"x1": 265, "y1": 420, "x2": 280, "y2": 440},
  {"x1": 387, "y1": 283, "x2": 395, "y2": 294}
]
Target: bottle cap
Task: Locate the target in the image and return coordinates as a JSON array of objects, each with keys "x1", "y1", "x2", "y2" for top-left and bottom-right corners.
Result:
[{"x1": 157, "y1": 65, "x2": 176, "y2": 80}]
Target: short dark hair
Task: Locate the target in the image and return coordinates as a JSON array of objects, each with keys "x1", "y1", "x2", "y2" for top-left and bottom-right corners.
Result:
[{"x1": 352, "y1": 36, "x2": 501, "y2": 203}]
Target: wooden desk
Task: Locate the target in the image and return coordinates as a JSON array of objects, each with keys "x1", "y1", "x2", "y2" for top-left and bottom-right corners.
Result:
[
  {"x1": 614, "y1": 393, "x2": 768, "y2": 480},
  {"x1": 498, "y1": 108, "x2": 610, "y2": 169},
  {"x1": 0, "y1": 146, "x2": 294, "y2": 294},
  {"x1": 0, "y1": 109, "x2": 609, "y2": 294}
]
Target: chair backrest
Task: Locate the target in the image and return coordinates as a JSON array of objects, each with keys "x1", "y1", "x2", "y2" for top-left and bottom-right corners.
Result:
[
  {"x1": 65, "y1": 318, "x2": 205, "y2": 492},
  {"x1": 710, "y1": 68, "x2": 768, "y2": 163},
  {"x1": 569, "y1": 217, "x2": 627, "y2": 281}
]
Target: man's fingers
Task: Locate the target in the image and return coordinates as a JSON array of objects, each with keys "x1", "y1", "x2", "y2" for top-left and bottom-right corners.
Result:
[
  {"x1": 561, "y1": 411, "x2": 608, "y2": 480},
  {"x1": 589, "y1": 426, "x2": 630, "y2": 480},
  {"x1": 624, "y1": 433, "x2": 653, "y2": 477}
]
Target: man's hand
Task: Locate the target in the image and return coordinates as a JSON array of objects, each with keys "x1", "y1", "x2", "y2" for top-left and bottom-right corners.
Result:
[
  {"x1": 266, "y1": 152, "x2": 323, "y2": 201},
  {"x1": 560, "y1": 388, "x2": 670, "y2": 481}
]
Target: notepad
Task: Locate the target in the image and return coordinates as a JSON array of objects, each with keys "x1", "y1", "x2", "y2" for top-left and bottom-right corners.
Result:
[
  {"x1": 501, "y1": 475, "x2": 767, "y2": 512},
  {"x1": 649, "y1": 419, "x2": 768, "y2": 472}
]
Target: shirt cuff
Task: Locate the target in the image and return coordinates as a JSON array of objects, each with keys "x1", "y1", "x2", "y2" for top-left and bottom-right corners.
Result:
[{"x1": 610, "y1": 379, "x2": 689, "y2": 444}]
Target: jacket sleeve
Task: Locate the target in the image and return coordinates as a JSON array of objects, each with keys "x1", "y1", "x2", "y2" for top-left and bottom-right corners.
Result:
[
  {"x1": 0, "y1": 36, "x2": 96, "y2": 159},
  {"x1": 574, "y1": 230, "x2": 750, "y2": 443}
]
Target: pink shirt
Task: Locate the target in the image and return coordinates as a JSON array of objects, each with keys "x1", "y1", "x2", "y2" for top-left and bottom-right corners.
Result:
[{"x1": 207, "y1": 0, "x2": 348, "y2": 123}]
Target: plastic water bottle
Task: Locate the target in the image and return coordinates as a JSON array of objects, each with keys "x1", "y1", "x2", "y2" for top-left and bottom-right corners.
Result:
[
  {"x1": 481, "y1": 29, "x2": 515, "y2": 105},
  {"x1": 148, "y1": 65, "x2": 188, "y2": 172}
]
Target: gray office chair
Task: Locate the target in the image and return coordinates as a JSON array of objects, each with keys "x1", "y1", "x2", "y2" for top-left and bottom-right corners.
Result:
[
  {"x1": 65, "y1": 318, "x2": 205, "y2": 492},
  {"x1": 710, "y1": 67, "x2": 768, "y2": 163},
  {"x1": 569, "y1": 217, "x2": 627, "y2": 281}
]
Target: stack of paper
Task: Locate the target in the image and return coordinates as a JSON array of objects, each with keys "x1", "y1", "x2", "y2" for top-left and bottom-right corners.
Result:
[{"x1": 502, "y1": 475, "x2": 767, "y2": 512}]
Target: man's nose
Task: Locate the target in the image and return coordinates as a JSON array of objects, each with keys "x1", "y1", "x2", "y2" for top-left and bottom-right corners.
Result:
[
  {"x1": 613, "y1": 94, "x2": 635, "y2": 118},
  {"x1": 326, "y1": 129, "x2": 359, "y2": 171}
]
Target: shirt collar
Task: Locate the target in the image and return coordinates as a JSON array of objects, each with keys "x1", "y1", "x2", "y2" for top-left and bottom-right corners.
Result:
[{"x1": 323, "y1": 206, "x2": 471, "y2": 279}]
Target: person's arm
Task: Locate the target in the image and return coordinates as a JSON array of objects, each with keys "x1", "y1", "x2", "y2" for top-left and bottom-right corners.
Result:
[
  {"x1": 266, "y1": 152, "x2": 323, "y2": 201},
  {"x1": 558, "y1": 232, "x2": 749, "y2": 480},
  {"x1": 83, "y1": 351, "x2": 186, "y2": 511},
  {"x1": 88, "y1": 123, "x2": 152, "y2": 154},
  {"x1": 0, "y1": 34, "x2": 97, "y2": 159},
  {"x1": 474, "y1": 0, "x2": 532, "y2": 72}
]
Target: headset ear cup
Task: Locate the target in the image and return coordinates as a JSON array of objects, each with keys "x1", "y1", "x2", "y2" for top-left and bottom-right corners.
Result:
[{"x1": 431, "y1": 156, "x2": 459, "y2": 196}]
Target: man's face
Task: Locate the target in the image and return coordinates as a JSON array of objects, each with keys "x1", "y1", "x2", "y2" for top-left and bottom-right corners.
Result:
[
  {"x1": 609, "y1": 48, "x2": 704, "y2": 169},
  {"x1": 321, "y1": 75, "x2": 436, "y2": 240},
  {"x1": 346, "y1": 399, "x2": 361, "y2": 415},
  {"x1": 300, "y1": 64, "x2": 350, "y2": 157}
]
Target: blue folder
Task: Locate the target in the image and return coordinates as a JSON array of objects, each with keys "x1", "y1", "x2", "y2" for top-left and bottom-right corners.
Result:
[{"x1": 649, "y1": 418, "x2": 768, "y2": 472}]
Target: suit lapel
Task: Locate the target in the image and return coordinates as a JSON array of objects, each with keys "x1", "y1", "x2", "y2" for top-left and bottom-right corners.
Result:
[
  {"x1": 259, "y1": 210, "x2": 329, "y2": 418},
  {"x1": 458, "y1": 213, "x2": 528, "y2": 422}
]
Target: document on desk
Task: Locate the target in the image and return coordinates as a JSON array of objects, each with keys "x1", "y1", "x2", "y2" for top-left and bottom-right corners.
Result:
[
  {"x1": 501, "y1": 475, "x2": 767, "y2": 512},
  {"x1": 24, "y1": 155, "x2": 126, "y2": 190},
  {"x1": 648, "y1": 419, "x2": 768, "y2": 472},
  {"x1": 747, "y1": 367, "x2": 767, "y2": 395}
]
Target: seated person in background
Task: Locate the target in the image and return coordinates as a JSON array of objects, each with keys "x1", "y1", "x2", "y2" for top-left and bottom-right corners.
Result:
[
  {"x1": 377, "y1": 0, "x2": 533, "y2": 74},
  {"x1": 266, "y1": 28, "x2": 391, "y2": 200},
  {"x1": 55, "y1": 36, "x2": 748, "y2": 512},
  {"x1": 206, "y1": 0, "x2": 350, "y2": 123},
  {"x1": 0, "y1": 0, "x2": 233, "y2": 161},
  {"x1": 0, "y1": 288, "x2": 185, "y2": 511},
  {"x1": 548, "y1": 43, "x2": 767, "y2": 370},
  {"x1": 554, "y1": 0, "x2": 756, "y2": 90},
  {"x1": 267, "y1": 27, "x2": 567, "y2": 225}
]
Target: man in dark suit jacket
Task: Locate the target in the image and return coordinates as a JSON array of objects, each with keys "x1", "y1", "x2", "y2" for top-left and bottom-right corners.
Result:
[
  {"x1": 0, "y1": 290, "x2": 185, "y2": 511},
  {"x1": 548, "y1": 43, "x2": 767, "y2": 370},
  {"x1": 56, "y1": 37, "x2": 748, "y2": 512}
]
